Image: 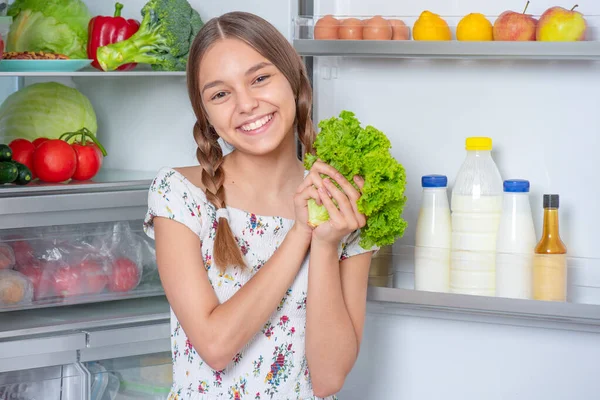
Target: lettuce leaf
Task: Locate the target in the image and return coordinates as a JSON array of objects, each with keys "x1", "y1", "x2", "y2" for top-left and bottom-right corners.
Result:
[
  {"x1": 304, "y1": 111, "x2": 407, "y2": 248},
  {"x1": 7, "y1": 0, "x2": 92, "y2": 59}
]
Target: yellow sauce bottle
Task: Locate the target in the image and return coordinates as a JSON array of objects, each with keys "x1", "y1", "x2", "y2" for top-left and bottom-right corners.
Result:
[{"x1": 533, "y1": 194, "x2": 567, "y2": 301}]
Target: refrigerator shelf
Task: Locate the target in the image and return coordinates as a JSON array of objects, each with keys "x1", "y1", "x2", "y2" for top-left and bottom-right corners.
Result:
[
  {"x1": 0, "y1": 169, "x2": 153, "y2": 229},
  {"x1": 0, "y1": 296, "x2": 169, "y2": 340},
  {"x1": 0, "y1": 70, "x2": 186, "y2": 77},
  {"x1": 367, "y1": 286, "x2": 600, "y2": 333},
  {"x1": 294, "y1": 39, "x2": 600, "y2": 60}
]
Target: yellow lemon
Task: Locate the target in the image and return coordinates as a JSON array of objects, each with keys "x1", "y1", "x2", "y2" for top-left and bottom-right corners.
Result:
[
  {"x1": 456, "y1": 13, "x2": 493, "y2": 41},
  {"x1": 413, "y1": 11, "x2": 452, "y2": 41}
]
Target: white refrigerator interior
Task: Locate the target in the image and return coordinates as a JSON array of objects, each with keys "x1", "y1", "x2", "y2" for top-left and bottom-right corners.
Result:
[{"x1": 2, "y1": 0, "x2": 600, "y2": 399}]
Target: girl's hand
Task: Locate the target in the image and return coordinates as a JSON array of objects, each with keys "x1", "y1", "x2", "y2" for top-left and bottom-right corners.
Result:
[
  {"x1": 299, "y1": 160, "x2": 366, "y2": 246},
  {"x1": 293, "y1": 179, "x2": 322, "y2": 238}
]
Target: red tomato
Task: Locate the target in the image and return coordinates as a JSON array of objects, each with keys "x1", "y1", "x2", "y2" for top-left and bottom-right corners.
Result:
[
  {"x1": 32, "y1": 138, "x2": 50, "y2": 148},
  {"x1": 108, "y1": 257, "x2": 140, "y2": 292},
  {"x1": 71, "y1": 143, "x2": 103, "y2": 181},
  {"x1": 80, "y1": 260, "x2": 108, "y2": 294},
  {"x1": 8, "y1": 139, "x2": 36, "y2": 179},
  {"x1": 33, "y1": 140, "x2": 77, "y2": 183}
]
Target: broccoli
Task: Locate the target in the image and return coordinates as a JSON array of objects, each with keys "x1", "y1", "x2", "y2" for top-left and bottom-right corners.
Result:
[{"x1": 96, "y1": 0, "x2": 204, "y2": 71}]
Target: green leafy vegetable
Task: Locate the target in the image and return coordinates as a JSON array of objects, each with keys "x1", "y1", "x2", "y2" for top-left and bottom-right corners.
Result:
[
  {"x1": 0, "y1": 82, "x2": 97, "y2": 143},
  {"x1": 7, "y1": 0, "x2": 92, "y2": 59},
  {"x1": 96, "y1": 0, "x2": 204, "y2": 71},
  {"x1": 304, "y1": 110, "x2": 407, "y2": 249}
]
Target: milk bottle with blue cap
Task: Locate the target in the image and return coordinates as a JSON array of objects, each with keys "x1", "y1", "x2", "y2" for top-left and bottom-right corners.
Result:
[
  {"x1": 495, "y1": 179, "x2": 537, "y2": 299},
  {"x1": 415, "y1": 175, "x2": 451, "y2": 292},
  {"x1": 450, "y1": 137, "x2": 503, "y2": 296}
]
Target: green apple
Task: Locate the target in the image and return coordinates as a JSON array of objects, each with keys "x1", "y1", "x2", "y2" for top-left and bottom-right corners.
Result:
[{"x1": 537, "y1": 5, "x2": 587, "y2": 41}]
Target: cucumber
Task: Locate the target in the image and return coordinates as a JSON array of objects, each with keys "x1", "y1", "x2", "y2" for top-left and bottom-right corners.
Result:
[
  {"x1": 0, "y1": 144, "x2": 12, "y2": 162},
  {"x1": 0, "y1": 162, "x2": 18, "y2": 184},
  {"x1": 10, "y1": 162, "x2": 32, "y2": 185}
]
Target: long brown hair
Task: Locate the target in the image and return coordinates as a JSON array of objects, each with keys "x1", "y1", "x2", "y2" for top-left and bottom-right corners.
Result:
[{"x1": 186, "y1": 12, "x2": 315, "y2": 272}]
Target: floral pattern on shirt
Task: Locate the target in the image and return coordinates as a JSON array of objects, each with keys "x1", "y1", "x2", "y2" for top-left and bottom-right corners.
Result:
[{"x1": 144, "y1": 167, "x2": 377, "y2": 400}]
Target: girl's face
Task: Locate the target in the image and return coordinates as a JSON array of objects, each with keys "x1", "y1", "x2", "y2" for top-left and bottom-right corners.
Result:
[{"x1": 198, "y1": 38, "x2": 297, "y2": 156}]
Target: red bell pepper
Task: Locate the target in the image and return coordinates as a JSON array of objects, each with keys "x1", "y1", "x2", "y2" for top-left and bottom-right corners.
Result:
[{"x1": 87, "y1": 3, "x2": 140, "y2": 71}]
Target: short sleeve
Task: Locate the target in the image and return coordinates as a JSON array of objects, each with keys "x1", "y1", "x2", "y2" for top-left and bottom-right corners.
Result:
[
  {"x1": 143, "y1": 168, "x2": 204, "y2": 240},
  {"x1": 339, "y1": 229, "x2": 380, "y2": 261}
]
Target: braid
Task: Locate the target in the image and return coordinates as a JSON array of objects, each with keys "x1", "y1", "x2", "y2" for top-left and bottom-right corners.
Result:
[{"x1": 194, "y1": 122, "x2": 246, "y2": 272}]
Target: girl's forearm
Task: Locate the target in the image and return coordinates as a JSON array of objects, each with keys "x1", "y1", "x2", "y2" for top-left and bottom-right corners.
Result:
[{"x1": 305, "y1": 240, "x2": 358, "y2": 395}]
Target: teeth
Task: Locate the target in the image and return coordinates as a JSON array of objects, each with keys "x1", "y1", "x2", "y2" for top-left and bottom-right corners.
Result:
[{"x1": 241, "y1": 114, "x2": 272, "y2": 131}]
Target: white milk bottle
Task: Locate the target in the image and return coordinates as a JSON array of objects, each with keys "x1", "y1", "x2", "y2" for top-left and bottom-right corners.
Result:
[
  {"x1": 495, "y1": 179, "x2": 537, "y2": 299},
  {"x1": 415, "y1": 175, "x2": 451, "y2": 292},
  {"x1": 450, "y1": 137, "x2": 503, "y2": 296}
]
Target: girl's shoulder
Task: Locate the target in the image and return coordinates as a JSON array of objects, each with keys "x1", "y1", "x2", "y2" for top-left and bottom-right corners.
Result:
[
  {"x1": 144, "y1": 166, "x2": 209, "y2": 239},
  {"x1": 149, "y1": 166, "x2": 209, "y2": 203}
]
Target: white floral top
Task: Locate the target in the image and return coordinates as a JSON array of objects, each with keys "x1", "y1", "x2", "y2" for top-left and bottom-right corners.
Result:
[{"x1": 143, "y1": 167, "x2": 377, "y2": 400}]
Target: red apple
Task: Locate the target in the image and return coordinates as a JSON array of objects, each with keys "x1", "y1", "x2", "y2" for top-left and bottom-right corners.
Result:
[
  {"x1": 493, "y1": 1, "x2": 537, "y2": 41},
  {"x1": 537, "y1": 5, "x2": 587, "y2": 41},
  {"x1": 52, "y1": 264, "x2": 86, "y2": 298},
  {"x1": 108, "y1": 257, "x2": 140, "y2": 293},
  {"x1": 80, "y1": 260, "x2": 108, "y2": 295}
]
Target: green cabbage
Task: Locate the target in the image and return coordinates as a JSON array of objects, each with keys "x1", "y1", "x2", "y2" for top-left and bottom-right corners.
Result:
[
  {"x1": 0, "y1": 82, "x2": 97, "y2": 143},
  {"x1": 7, "y1": 0, "x2": 92, "y2": 59},
  {"x1": 304, "y1": 110, "x2": 407, "y2": 249}
]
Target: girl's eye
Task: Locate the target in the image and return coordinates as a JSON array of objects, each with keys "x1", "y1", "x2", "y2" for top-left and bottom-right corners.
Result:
[
  {"x1": 211, "y1": 91, "x2": 227, "y2": 101},
  {"x1": 254, "y1": 75, "x2": 270, "y2": 84}
]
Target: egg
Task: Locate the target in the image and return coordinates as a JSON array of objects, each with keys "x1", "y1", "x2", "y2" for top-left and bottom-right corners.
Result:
[
  {"x1": 363, "y1": 15, "x2": 393, "y2": 40},
  {"x1": 314, "y1": 15, "x2": 340, "y2": 40},
  {"x1": 339, "y1": 18, "x2": 363, "y2": 40},
  {"x1": 389, "y1": 19, "x2": 410, "y2": 40}
]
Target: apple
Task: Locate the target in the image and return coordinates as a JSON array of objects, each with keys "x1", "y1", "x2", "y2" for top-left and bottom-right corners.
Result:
[
  {"x1": 493, "y1": 1, "x2": 537, "y2": 41},
  {"x1": 80, "y1": 260, "x2": 108, "y2": 295},
  {"x1": 537, "y1": 5, "x2": 587, "y2": 41},
  {"x1": 108, "y1": 257, "x2": 140, "y2": 293}
]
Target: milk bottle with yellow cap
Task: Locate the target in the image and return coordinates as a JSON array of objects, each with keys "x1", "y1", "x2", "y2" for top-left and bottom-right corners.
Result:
[{"x1": 450, "y1": 137, "x2": 503, "y2": 296}]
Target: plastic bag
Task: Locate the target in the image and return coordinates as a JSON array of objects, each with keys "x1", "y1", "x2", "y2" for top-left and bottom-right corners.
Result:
[
  {"x1": 0, "y1": 242, "x2": 15, "y2": 270},
  {"x1": 0, "y1": 269, "x2": 33, "y2": 306},
  {"x1": 90, "y1": 222, "x2": 144, "y2": 293}
]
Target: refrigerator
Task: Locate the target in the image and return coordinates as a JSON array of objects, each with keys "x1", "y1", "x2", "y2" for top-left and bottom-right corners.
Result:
[{"x1": 1, "y1": 0, "x2": 600, "y2": 399}]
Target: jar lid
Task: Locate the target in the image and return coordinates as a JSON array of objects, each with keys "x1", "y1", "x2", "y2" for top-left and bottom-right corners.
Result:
[
  {"x1": 466, "y1": 137, "x2": 492, "y2": 151},
  {"x1": 504, "y1": 179, "x2": 530, "y2": 193},
  {"x1": 422, "y1": 175, "x2": 447, "y2": 188}
]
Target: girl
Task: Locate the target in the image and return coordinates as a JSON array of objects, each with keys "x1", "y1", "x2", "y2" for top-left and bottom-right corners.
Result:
[{"x1": 143, "y1": 11, "x2": 377, "y2": 400}]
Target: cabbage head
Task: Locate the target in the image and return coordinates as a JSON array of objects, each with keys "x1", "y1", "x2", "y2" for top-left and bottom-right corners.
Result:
[
  {"x1": 0, "y1": 82, "x2": 97, "y2": 143},
  {"x1": 7, "y1": 0, "x2": 92, "y2": 59}
]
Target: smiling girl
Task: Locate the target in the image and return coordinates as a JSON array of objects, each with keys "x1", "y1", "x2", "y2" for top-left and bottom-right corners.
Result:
[{"x1": 143, "y1": 11, "x2": 377, "y2": 400}]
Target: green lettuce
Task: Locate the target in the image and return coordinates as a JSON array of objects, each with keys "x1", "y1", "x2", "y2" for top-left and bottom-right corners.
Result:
[
  {"x1": 7, "y1": 0, "x2": 92, "y2": 59},
  {"x1": 0, "y1": 82, "x2": 97, "y2": 143},
  {"x1": 304, "y1": 110, "x2": 407, "y2": 249}
]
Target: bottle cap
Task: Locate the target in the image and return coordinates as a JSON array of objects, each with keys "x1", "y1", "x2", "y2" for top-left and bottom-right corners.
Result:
[
  {"x1": 422, "y1": 175, "x2": 447, "y2": 188},
  {"x1": 504, "y1": 179, "x2": 530, "y2": 193},
  {"x1": 544, "y1": 194, "x2": 560, "y2": 208},
  {"x1": 466, "y1": 137, "x2": 492, "y2": 151}
]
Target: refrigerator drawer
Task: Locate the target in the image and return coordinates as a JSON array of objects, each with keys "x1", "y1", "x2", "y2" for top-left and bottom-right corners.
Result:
[
  {"x1": 85, "y1": 352, "x2": 172, "y2": 400},
  {"x1": 0, "y1": 220, "x2": 163, "y2": 312},
  {"x1": 81, "y1": 322, "x2": 171, "y2": 362},
  {"x1": 0, "y1": 332, "x2": 86, "y2": 373},
  {"x1": 0, "y1": 363, "x2": 88, "y2": 400}
]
